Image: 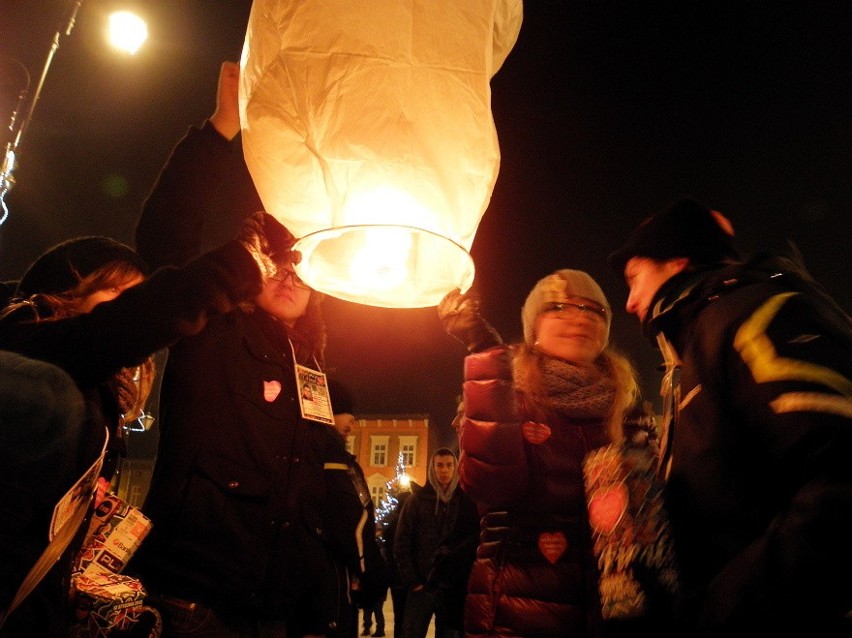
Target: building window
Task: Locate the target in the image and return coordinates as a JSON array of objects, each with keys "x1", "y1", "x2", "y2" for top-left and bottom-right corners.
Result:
[
  {"x1": 370, "y1": 435, "x2": 390, "y2": 467},
  {"x1": 398, "y1": 435, "x2": 418, "y2": 468},
  {"x1": 371, "y1": 484, "x2": 386, "y2": 509}
]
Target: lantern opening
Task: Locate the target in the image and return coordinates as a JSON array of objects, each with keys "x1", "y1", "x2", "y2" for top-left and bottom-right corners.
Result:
[{"x1": 294, "y1": 225, "x2": 474, "y2": 308}]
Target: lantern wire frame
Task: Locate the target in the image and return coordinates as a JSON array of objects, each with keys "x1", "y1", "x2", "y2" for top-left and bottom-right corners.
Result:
[{"x1": 293, "y1": 223, "x2": 475, "y2": 308}]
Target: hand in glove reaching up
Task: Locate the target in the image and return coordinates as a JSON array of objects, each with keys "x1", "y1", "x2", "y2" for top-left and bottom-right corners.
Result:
[
  {"x1": 438, "y1": 288, "x2": 503, "y2": 353},
  {"x1": 239, "y1": 211, "x2": 300, "y2": 279}
]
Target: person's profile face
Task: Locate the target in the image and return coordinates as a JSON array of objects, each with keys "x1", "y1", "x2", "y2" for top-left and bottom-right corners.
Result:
[
  {"x1": 333, "y1": 412, "x2": 355, "y2": 438},
  {"x1": 623, "y1": 256, "x2": 687, "y2": 322}
]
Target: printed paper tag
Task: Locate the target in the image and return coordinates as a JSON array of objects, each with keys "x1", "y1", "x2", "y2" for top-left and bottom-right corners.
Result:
[{"x1": 295, "y1": 363, "x2": 333, "y2": 424}]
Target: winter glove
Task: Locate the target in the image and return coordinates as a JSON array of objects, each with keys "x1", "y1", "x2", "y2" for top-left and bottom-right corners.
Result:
[
  {"x1": 238, "y1": 211, "x2": 299, "y2": 279},
  {"x1": 438, "y1": 288, "x2": 503, "y2": 353}
]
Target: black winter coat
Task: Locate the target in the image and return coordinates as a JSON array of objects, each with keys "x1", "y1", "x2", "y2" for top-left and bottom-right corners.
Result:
[
  {"x1": 393, "y1": 478, "x2": 479, "y2": 633},
  {"x1": 133, "y1": 113, "x2": 367, "y2": 636},
  {"x1": 132, "y1": 308, "x2": 363, "y2": 635},
  {"x1": 135, "y1": 122, "x2": 263, "y2": 270},
  {"x1": 645, "y1": 255, "x2": 852, "y2": 636},
  {"x1": 0, "y1": 240, "x2": 263, "y2": 636}
]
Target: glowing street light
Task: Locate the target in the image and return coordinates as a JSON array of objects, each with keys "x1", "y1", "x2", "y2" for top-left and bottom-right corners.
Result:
[
  {"x1": 240, "y1": 0, "x2": 523, "y2": 308},
  {"x1": 0, "y1": 2, "x2": 148, "y2": 225},
  {"x1": 107, "y1": 11, "x2": 148, "y2": 55}
]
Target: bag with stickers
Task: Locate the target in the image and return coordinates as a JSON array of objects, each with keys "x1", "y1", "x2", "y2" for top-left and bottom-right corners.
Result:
[{"x1": 70, "y1": 490, "x2": 161, "y2": 637}]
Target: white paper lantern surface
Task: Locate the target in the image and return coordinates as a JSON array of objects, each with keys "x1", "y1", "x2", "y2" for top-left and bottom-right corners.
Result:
[{"x1": 241, "y1": 0, "x2": 523, "y2": 307}]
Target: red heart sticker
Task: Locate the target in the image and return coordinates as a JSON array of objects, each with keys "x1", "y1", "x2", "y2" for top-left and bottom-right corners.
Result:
[
  {"x1": 588, "y1": 484, "x2": 629, "y2": 535},
  {"x1": 538, "y1": 531, "x2": 567, "y2": 564},
  {"x1": 263, "y1": 380, "x2": 282, "y2": 402},
  {"x1": 522, "y1": 421, "x2": 551, "y2": 444}
]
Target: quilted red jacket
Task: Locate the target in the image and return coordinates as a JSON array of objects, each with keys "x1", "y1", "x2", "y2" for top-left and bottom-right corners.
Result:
[{"x1": 459, "y1": 346, "x2": 611, "y2": 638}]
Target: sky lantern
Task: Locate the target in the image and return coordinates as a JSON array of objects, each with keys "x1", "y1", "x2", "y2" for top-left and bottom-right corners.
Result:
[{"x1": 239, "y1": 0, "x2": 523, "y2": 308}]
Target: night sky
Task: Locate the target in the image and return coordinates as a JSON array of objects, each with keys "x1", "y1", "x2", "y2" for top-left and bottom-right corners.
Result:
[{"x1": 2, "y1": 1, "x2": 850, "y2": 451}]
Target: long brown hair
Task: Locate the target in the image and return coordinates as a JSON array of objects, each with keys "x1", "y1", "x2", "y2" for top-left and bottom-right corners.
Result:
[
  {"x1": 2, "y1": 260, "x2": 145, "y2": 320},
  {"x1": 293, "y1": 289, "x2": 327, "y2": 367},
  {"x1": 2, "y1": 260, "x2": 156, "y2": 422}
]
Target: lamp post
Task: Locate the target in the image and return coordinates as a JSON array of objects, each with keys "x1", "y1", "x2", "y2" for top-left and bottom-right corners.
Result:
[
  {"x1": 0, "y1": 1, "x2": 147, "y2": 226},
  {"x1": 240, "y1": 0, "x2": 523, "y2": 308}
]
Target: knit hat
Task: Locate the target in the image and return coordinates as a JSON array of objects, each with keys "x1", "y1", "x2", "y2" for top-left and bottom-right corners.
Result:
[
  {"x1": 608, "y1": 197, "x2": 740, "y2": 276},
  {"x1": 16, "y1": 236, "x2": 148, "y2": 298},
  {"x1": 327, "y1": 378, "x2": 355, "y2": 415},
  {"x1": 521, "y1": 269, "x2": 611, "y2": 346}
]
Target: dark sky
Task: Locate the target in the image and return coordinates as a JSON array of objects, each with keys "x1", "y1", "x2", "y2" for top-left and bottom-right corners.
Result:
[{"x1": 2, "y1": 1, "x2": 850, "y2": 450}]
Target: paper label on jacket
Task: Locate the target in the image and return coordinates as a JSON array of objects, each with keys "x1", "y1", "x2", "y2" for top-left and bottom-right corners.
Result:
[{"x1": 296, "y1": 363, "x2": 333, "y2": 424}]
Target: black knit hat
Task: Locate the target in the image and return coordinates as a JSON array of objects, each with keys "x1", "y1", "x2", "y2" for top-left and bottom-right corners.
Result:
[
  {"x1": 16, "y1": 236, "x2": 149, "y2": 298},
  {"x1": 608, "y1": 197, "x2": 740, "y2": 275},
  {"x1": 327, "y1": 378, "x2": 355, "y2": 415}
]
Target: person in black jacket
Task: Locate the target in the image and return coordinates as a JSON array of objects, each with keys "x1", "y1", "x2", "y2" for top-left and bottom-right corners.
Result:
[
  {"x1": 0, "y1": 352, "x2": 89, "y2": 638},
  {"x1": 131, "y1": 61, "x2": 368, "y2": 637},
  {"x1": 135, "y1": 60, "x2": 262, "y2": 271},
  {"x1": 0, "y1": 221, "x2": 287, "y2": 637},
  {"x1": 609, "y1": 197, "x2": 852, "y2": 636},
  {"x1": 393, "y1": 448, "x2": 478, "y2": 638}
]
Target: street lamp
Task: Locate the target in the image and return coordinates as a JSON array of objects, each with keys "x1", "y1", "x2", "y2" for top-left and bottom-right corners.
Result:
[
  {"x1": 107, "y1": 10, "x2": 148, "y2": 55},
  {"x1": 240, "y1": 0, "x2": 523, "y2": 308},
  {"x1": 0, "y1": 1, "x2": 147, "y2": 226}
]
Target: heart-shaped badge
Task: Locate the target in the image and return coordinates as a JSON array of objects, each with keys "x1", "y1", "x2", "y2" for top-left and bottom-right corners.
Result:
[
  {"x1": 588, "y1": 483, "x2": 629, "y2": 536},
  {"x1": 263, "y1": 380, "x2": 282, "y2": 402},
  {"x1": 538, "y1": 531, "x2": 567, "y2": 564}
]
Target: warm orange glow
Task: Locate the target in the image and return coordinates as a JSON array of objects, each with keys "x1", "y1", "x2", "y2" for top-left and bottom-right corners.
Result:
[
  {"x1": 107, "y1": 11, "x2": 147, "y2": 55},
  {"x1": 294, "y1": 225, "x2": 474, "y2": 307},
  {"x1": 241, "y1": 0, "x2": 523, "y2": 307}
]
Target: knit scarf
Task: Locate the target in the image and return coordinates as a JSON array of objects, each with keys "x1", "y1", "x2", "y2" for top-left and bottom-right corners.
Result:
[{"x1": 532, "y1": 357, "x2": 616, "y2": 420}]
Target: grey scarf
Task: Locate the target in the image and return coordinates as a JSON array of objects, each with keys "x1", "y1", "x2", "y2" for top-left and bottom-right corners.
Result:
[{"x1": 533, "y1": 357, "x2": 616, "y2": 420}]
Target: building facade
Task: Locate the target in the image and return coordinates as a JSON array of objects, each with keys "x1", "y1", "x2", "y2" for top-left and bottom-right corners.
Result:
[{"x1": 344, "y1": 414, "x2": 430, "y2": 508}]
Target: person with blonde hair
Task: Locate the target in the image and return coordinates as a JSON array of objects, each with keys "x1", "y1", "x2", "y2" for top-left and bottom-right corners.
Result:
[{"x1": 439, "y1": 269, "x2": 675, "y2": 637}]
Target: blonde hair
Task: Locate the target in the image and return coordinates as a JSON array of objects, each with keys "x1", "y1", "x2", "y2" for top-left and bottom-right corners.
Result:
[{"x1": 512, "y1": 343, "x2": 639, "y2": 442}]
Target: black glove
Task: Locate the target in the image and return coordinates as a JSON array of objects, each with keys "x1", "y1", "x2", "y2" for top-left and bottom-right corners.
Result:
[
  {"x1": 438, "y1": 288, "x2": 502, "y2": 353},
  {"x1": 238, "y1": 211, "x2": 298, "y2": 278}
]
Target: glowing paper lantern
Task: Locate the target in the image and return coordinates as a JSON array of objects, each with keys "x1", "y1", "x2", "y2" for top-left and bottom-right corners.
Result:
[{"x1": 240, "y1": 0, "x2": 523, "y2": 307}]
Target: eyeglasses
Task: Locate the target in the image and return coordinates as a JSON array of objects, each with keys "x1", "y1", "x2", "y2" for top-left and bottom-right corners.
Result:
[
  {"x1": 541, "y1": 300, "x2": 608, "y2": 319},
  {"x1": 270, "y1": 268, "x2": 310, "y2": 290}
]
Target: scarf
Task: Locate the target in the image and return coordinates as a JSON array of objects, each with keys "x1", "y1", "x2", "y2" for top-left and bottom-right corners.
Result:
[{"x1": 532, "y1": 356, "x2": 616, "y2": 420}]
